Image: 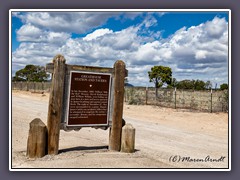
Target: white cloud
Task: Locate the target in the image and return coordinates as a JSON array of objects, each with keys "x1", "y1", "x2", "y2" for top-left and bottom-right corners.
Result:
[
  {"x1": 83, "y1": 28, "x2": 113, "y2": 41},
  {"x1": 16, "y1": 23, "x2": 71, "y2": 45},
  {"x1": 195, "y1": 50, "x2": 207, "y2": 59},
  {"x1": 16, "y1": 24, "x2": 43, "y2": 41},
  {"x1": 141, "y1": 15, "x2": 157, "y2": 28},
  {"x1": 12, "y1": 13, "x2": 229, "y2": 87},
  {"x1": 133, "y1": 41, "x2": 162, "y2": 62},
  {"x1": 16, "y1": 12, "x2": 127, "y2": 34},
  {"x1": 204, "y1": 16, "x2": 228, "y2": 39}
]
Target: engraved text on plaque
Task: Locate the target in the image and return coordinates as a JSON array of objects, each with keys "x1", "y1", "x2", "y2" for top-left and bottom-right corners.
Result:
[{"x1": 67, "y1": 72, "x2": 111, "y2": 126}]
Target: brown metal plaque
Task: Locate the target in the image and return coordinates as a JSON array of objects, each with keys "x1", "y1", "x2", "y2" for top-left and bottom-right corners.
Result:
[{"x1": 67, "y1": 71, "x2": 111, "y2": 126}]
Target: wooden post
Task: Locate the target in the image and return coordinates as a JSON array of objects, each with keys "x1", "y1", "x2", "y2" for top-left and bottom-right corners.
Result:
[
  {"x1": 109, "y1": 60, "x2": 126, "y2": 151},
  {"x1": 210, "y1": 89, "x2": 213, "y2": 113},
  {"x1": 42, "y1": 82, "x2": 44, "y2": 93},
  {"x1": 174, "y1": 87, "x2": 177, "y2": 109},
  {"x1": 34, "y1": 82, "x2": 36, "y2": 93},
  {"x1": 27, "y1": 118, "x2": 47, "y2": 158},
  {"x1": 47, "y1": 55, "x2": 66, "y2": 155},
  {"x1": 146, "y1": 86, "x2": 148, "y2": 105},
  {"x1": 121, "y1": 124, "x2": 135, "y2": 153}
]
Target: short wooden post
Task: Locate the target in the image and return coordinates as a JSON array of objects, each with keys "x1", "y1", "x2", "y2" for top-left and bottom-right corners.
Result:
[
  {"x1": 109, "y1": 60, "x2": 126, "y2": 151},
  {"x1": 47, "y1": 55, "x2": 66, "y2": 155},
  {"x1": 27, "y1": 118, "x2": 47, "y2": 158},
  {"x1": 121, "y1": 124, "x2": 135, "y2": 153}
]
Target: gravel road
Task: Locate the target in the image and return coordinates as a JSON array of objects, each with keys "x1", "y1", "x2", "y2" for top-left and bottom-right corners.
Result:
[{"x1": 11, "y1": 91, "x2": 229, "y2": 169}]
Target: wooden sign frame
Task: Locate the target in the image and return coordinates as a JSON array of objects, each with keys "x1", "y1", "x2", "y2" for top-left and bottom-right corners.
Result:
[{"x1": 46, "y1": 55, "x2": 127, "y2": 154}]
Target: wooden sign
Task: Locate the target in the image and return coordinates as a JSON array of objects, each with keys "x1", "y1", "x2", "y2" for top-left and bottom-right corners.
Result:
[
  {"x1": 66, "y1": 71, "x2": 112, "y2": 126},
  {"x1": 46, "y1": 55, "x2": 127, "y2": 154}
]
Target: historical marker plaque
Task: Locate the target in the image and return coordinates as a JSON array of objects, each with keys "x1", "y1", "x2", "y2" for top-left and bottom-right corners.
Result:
[{"x1": 66, "y1": 71, "x2": 112, "y2": 126}]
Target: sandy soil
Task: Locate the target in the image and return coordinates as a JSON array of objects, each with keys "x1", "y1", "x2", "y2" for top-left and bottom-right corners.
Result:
[{"x1": 11, "y1": 90, "x2": 229, "y2": 170}]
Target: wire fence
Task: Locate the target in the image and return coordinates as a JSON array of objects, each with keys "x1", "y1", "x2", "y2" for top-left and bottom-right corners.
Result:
[
  {"x1": 12, "y1": 81, "x2": 52, "y2": 93},
  {"x1": 124, "y1": 87, "x2": 228, "y2": 113},
  {"x1": 12, "y1": 82, "x2": 228, "y2": 113}
]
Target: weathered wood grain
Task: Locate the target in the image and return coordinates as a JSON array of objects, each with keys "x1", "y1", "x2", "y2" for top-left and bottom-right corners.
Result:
[
  {"x1": 27, "y1": 118, "x2": 47, "y2": 158},
  {"x1": 121, "y1": 124, "x2": 135, "y2": 153},
  {"x1": 109, "y1": 60, "x2": 126, "y2": 151},
  {"x1": 47, "y1": 54, "x2": 66, "y2": 155}
]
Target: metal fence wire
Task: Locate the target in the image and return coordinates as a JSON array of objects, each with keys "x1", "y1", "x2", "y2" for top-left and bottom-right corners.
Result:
[
  {"x1": 12, "y1": 82, "x2": 228, "y2": 113},
  {"x1": 12, "y1": 81, "x2": 52, "y2": 93},
  {"x1": 124, "y1": 87, "x2": 228, "y2": 113}
]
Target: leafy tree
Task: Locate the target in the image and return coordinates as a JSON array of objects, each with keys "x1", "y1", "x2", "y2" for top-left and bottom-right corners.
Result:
[
  {"x1": 176, "y1": 79, "x2": 208, "y2": 90},
  {"x1": 194, "y1": 80, "x2": 206, "y2": 90},
  {"x1": 176, "y1": 80, "x2": 195, "y2": 89},
  {"x1": 220, "y1": 83, "x2": 228, "y2": 90},
  {"x1": 205, "y1": 80, "x2": 212, "y2": 90},
  {"x1": 167, "y1": 77, "x2": 178, "y2": 88},
  {"x1": 148, "y1": 65, "x2": 172, "y2": 97},
  {"x1": 12, "y1": 64, "x2": 49, "y2": 82},
  {"x1": 12, "y1": 76, "x2": 26, "y2": 82}
]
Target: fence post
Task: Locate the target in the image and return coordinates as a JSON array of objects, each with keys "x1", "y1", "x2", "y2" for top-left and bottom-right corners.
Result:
[
  {"x1": 174, "y1": 87, "x2": 177, "y2": 109},
  {"x1": 155, "y1": 87, "x2": 159, "y2": 106},
  {"x1": 146, "y1": 87, "x2": 148, "y2": 105},
  {"x1": 210, "y1": 89, "x2": 213, "y2": 113},
  {"x1": 20, "y1": 81, "x2": 22, "y2": 91},
  {"x1": 34, "y1": 82, "x2": 36, "y2": 93},
  {"x1": 27, "y1": 81, "x2": 29, "y2": 91},
  {"x1": 47, "y1": 55, "x2": 66, "y2": 155},
  {"x1": 42, "y1": 82, "x2": 44, "y2": 93},
  {"x1": 109, "y1": 60, "x2": 126, "y2": 151},
  {"x1": 124, "y1": 87, "x2": 127, "y2": 102}
]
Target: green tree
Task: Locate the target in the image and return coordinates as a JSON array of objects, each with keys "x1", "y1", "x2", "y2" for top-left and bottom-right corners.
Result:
[
  {"x1": 176, "y1": 79, "x2": 207, "y2": 90},
  {"x1": 167, "y1": 77, "x2": 178, "y2": 89},
  {"x1": 148, "y1": 65, "x2": 172, "y2": 97},
  {"x1": 205, "y1": 80, "x2": 212, "y2": 90},
  {"x1": 220, "y1": 83, "x2": 228, "y2": 90},
  {"x1": 194, "y1": 80, "x2": 206, "y2": 90},
  {"x1": 176, "y1": 80, "x2": 195, "y2": 89},
  {"x1": 12, "y1": 64, "x2": 49, "y2": 82}
]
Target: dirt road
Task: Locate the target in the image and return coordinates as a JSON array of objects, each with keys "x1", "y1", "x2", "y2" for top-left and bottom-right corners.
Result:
[{"x1": 11, "y1": 91, "x2": 229, "y2": 169}]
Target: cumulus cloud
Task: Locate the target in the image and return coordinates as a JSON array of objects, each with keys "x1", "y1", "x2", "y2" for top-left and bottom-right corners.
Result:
[
  {"x1": 16, "y1": 24, "x2": 43, "y2": 41},
  {"x1": 204, "y1": 16, "x2": 228, "y2": 39},
  {"x1": 83, "y1": 28, "x2": 113, "y2": 41},
  {"x1": 16, "y1": 23, "x2": 71, "y2": 45},
  {"x1": 15, "y1": 12, "x2": 125, "y2": 34},
  {"x1": 141, "y1": 15, "x2": 158, "y2": 28},
  {"x1": 12, "y1": 12, "x2": 229, "y2": 86},
  {"x1": 195, "y1": 50, "x2": 207, "y2": 59}
]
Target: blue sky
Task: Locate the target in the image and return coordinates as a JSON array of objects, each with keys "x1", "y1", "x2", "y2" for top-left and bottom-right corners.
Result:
[{"x1": 11, "y1": 10, "x2": 229, "y2": 87}]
